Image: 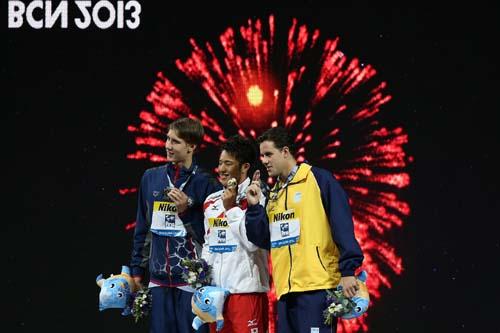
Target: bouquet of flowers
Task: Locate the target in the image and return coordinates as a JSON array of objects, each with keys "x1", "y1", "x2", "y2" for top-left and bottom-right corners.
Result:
[
  {"x1": 131, "y1": 288, "x2": 152, "y2": 323},
  {"x1": 180, "y1": 258, "x2": 212, "y2": 289},
  {"x1": 323, "y1": 287, "x2": 357, "y2": 325}
]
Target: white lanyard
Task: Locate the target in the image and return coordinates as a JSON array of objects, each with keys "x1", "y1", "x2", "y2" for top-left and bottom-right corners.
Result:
[{"x1": 165, "y1": 165, "x2": 198, "y2": 195}]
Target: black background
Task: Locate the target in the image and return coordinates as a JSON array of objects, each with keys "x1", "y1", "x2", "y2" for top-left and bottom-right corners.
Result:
[{"x1": 4, "y1": 3, "x2": 499, "y2": 332}]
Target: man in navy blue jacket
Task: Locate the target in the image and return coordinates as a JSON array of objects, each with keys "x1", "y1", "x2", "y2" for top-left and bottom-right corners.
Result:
[{"x1": 130, "y1": 117, "x2": 221, "y2": 333}]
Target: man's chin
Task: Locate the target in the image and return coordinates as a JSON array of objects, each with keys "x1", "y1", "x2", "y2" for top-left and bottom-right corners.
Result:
[
  {"x1": 168, "y1": 157, "x2": 182, "y2": 163},
  {"x1": 218, "y1": 177, "x2": 227, "y2": 187}
]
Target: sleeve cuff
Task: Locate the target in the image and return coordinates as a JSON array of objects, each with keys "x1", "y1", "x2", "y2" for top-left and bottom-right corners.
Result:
[
  {"x1": 247, "y1": 203, "x2": 262, "y2": 212},
  {"x1": 131, "y1": 266, "x2": 145, "y2": 278},
  {"x1": 340, "y1": 270, "x2": 355, "y2": 277}
]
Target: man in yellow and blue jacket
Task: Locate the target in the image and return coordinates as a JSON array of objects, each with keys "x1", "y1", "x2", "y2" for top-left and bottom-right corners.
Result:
[{"x1": 245, "y1": 126, "x2": 364, "y2": 333}]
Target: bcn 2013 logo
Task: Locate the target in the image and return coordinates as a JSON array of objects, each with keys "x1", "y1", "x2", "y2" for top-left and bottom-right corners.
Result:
[{"x1": 8, "y1": 1, "x2": 141, "y2": 29}]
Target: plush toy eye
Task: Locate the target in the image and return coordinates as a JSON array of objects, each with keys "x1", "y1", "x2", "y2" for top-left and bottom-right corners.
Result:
[
  {"x1": 110, "y1": 283, "x2": 115, "y2": 288},
  {"x1": 117, "y1": 292, "x2": 123, "y2": 298},
  {"x1": 204, "y1": 298, "x2": 211, "y2": 305},
  {"x1": 198, "y1": 288, "x2": 205, "y2": 293},
  {"x1": 355, "y1": 306, "x2": 361, "y2": 312}
]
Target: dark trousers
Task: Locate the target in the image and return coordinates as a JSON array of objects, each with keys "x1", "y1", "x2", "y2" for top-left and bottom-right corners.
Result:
[
  {"x1": 277, "y1": 290, "x2": 338, "y2": 333},
  {"x1": 150, "y1": 287, "x2": 209, "y2": 333}
]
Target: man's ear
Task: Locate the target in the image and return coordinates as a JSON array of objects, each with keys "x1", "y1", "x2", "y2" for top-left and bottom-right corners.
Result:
[
  {"x1": 282, "y1": 146, "x2": 291, "y2": 158},
  {"x1": 188, "y1": 143, "x2": 197, "y2": 154},
  {"x1": 241, "y1": 162, "x2": 250, "y2": 174}
]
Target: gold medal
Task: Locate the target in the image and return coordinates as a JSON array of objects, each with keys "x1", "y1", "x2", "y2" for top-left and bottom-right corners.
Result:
[
  {"x1": 163, "y1": 186, "x2": 174, "y2": 199},
  {"x1": 227, "y1": 178, "x2": 237, "y2": 189}
]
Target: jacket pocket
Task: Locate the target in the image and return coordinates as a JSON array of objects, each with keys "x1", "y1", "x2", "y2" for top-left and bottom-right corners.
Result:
[
  {"x1": 316, "y1": 246, "x2": 327, "y2": 271},
  {"x1": 150, "y1": 237, "x2": 167, "y2": 277}
]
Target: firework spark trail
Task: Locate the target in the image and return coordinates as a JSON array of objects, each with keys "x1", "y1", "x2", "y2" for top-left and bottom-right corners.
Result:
[
  {"x1": 118, "y1": 188, "x2": 137, "y2": 195},
  {"x1": 123, "y1": 14, "x2": 411, "y2": 333}
]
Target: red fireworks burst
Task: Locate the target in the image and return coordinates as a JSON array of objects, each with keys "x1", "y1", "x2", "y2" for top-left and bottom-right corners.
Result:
[{"x1": 123, "y1": 15, "x2": 411, "y2": 333}]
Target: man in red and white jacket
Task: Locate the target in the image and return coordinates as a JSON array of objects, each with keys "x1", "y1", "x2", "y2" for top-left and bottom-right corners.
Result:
[{"x1": 202, "y1": 135, "x2": 269, "y2": 333}]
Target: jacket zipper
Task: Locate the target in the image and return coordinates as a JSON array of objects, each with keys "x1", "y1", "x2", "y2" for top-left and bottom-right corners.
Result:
[
  {"x1": 166, "y1": 238, "x2": 171, "y2": 284},
  {"x1": 218, "y1": 253, "x2": 223, "y2": 286},
  {"x1": 285, "y1": 187, "x2": 292, "y2": 292}
]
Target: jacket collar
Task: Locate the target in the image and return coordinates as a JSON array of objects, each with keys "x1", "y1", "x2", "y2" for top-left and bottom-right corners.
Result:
[
  {"x1": 168, "y1": 159, "x2": 197, "y2": 176},
  {"x1": 272, "y1": 163, "x2": 311, "y2": 191},
  {"x1": 237, "y1": 177, "x2": 251, "y2": 196},
  {"x1": 292, "y1": 163, "x2": 312, "y2": 183}
]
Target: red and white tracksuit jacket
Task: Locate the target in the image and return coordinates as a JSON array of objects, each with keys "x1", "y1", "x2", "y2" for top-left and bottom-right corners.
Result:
[{"x1": 201, "y1": 178, "x2": 269, "y2": 294}]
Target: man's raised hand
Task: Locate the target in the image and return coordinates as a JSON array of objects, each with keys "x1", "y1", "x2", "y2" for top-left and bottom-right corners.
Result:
[{"x1": 246, "y1": 170, "x2": 261, "y2": 206}]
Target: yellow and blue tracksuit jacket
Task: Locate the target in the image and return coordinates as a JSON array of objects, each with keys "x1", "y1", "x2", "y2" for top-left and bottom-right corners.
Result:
[{"x1": 246, "y1": 163, "x2": 363, "y2": 299}]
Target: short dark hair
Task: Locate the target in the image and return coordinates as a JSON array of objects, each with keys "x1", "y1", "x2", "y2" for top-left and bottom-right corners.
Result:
[
  {"x1": 257, "y1": 126, "x2": 296, "y2": 155},
  {"x1": 168, "y1": 117, "x2": 204, "y2": 145},
  {"x1": 220, "y1": 135, "x2": 257, "y2": 167}
]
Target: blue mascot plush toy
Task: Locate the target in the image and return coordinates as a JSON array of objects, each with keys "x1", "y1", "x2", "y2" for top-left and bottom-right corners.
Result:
[
  {"x1": 341, "y1": 270, "x2": 370, "y2": 319},
  {"x1": 191, "y1": 286, "x2": 230, "y2": 331},
  {"x1": 96, "y1": 265, "x2": 138, "y2": 316}
]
